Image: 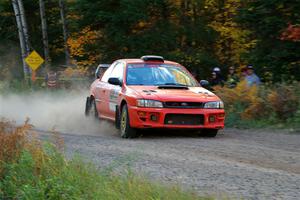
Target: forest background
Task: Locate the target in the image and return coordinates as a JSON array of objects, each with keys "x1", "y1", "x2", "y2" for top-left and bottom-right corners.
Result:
[{"x1": 1, "y1": 0, "x2": 300, "y2": 81}]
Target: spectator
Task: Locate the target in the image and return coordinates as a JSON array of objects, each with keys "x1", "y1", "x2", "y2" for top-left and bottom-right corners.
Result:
[
  {"x1": 209, "y1": 71, "x2": 224, "y2": 87},
  {"x1": 245, "y1": 65, "x2": 261, "y2": 86},
  {"x1": 240, "y1": 67, "x2": 248, "y2": 79},
  {"x1": 226, "y1": 66, "x2": 239, "y2": 88},
  {"x1": 213, "y1": 67, "x2": 224, "y2": 81}
]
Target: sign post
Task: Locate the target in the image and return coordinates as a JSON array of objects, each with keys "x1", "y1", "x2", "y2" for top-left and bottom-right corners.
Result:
[{"x1": 25, "y1": 50, "x2": 44, "y2": 82}]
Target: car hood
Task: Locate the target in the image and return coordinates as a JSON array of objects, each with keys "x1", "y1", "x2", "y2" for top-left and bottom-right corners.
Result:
[{"x1": 127, "y1": 86, "x2": 220, "y2": 102}]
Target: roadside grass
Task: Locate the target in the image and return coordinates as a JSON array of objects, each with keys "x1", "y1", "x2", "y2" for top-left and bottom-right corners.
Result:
[
  {"x1": 0, "y1": 120, "x2": 213, "y2": 200},
  {"x1": 225, "y1": 111, "x2": 300, "y2": 131}
]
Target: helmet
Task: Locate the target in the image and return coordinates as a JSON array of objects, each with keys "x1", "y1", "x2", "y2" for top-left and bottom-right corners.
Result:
[{"x1": 213, "y1": 67, "x2": 221, "y2": 72}]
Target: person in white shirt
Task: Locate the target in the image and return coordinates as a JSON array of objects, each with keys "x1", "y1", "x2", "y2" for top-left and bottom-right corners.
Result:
[{"x1": 245, "y1": 65, "x2": 261, "y2": 86}]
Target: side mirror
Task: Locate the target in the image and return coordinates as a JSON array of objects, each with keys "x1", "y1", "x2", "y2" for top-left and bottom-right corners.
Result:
[
  {"x1": 199, "y1": 80, "x2": 210, "y2": 89},
  {"x1": 108, "y1": 77, "x2": 122, "y2": 86}
]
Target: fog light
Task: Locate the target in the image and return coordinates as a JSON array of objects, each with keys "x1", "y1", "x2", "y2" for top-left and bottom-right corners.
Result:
[
  {"x1": 209, "y1": 115, "x2": 215, "y2": 123},
  {"x1": 150, "y1": 114, "x2": 158, "y2": 121}
]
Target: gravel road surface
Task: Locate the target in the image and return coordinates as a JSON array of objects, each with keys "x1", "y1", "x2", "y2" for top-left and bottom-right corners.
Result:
[{"x1": 40, "y1": 126, "x2": 300, "y2": 200}]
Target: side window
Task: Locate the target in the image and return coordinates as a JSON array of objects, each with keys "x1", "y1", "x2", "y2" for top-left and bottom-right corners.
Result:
[
  {"x1": 109, "y1": 62, "x2": 124, "y2": 80},
  {"x1": 101, "y1": 63, "x2": 116, "y2": 82}
]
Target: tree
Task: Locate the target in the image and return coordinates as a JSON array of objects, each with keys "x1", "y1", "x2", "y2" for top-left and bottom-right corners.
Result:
[
  {"x1": 204, "y1": 0, "x2": 255, "y2": 67},
  {"x1": 237, "y1": 0, "x2": 300, "y2": 81},
  {"x1": 39, "y1": 0, "x2": 50, "y2": 68},
  {"x1": 281, "y1": 24, "x2": 300, "y2": 42},
  {"x1": 12, "y1": 0, "x2": 30, "y2": 78},
  {"x1": 59, "y1": 0, "x2": 71, "y2": 66},
  {"x1": 70, "y1": 0, "x2": 219, "y2": 79}
]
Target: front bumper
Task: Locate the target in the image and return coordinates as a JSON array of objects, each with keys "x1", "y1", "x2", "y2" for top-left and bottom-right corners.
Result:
[{"x1": 127, "y1": 105, "x2": 225, "y2": 129}]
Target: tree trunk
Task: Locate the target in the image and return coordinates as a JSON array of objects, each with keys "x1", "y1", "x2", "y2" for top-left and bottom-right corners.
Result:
[
  {"x1": 59, "y1": 0, "x2": 70, "y2": 66},
  {"x1": 39, "y1": 0, "x2": 50, "y2": 68},
  {"x1": 12, "y1": 0, "x2": 29, "y2": 78},
  {"x1": 17, "y1": 0, "x2": 30, "y2": 56}
]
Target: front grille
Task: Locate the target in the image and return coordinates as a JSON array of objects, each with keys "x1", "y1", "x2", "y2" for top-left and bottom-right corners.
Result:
[
  {"x1": 164, "y1": 102, "x2": 204, "y2": 108},
  {"x1": 164, "y1": 114, "x2": 204, "y2": 125}
]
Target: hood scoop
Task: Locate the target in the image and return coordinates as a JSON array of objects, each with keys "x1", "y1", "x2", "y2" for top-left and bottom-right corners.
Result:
[{"x1": 157, "y1": 85, "x2": 189, "y2": 90}]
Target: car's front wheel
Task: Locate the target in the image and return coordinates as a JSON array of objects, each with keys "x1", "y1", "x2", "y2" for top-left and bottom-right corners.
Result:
[
  {"x1": 120, "y1": 104, "x2": 138, "y2": 138},
  {"x1": 201, "y1": 129, "x2": 218, "y2": 137}
]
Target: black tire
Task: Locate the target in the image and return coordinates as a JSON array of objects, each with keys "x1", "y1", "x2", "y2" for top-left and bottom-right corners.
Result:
[
  {"x1": 85, "y1": 97, "x2": 91, "y2": 116},
  {"x1": 120, "y1": 104, "x2": 138, "y2": 138},
  {"x1": 85, "y1": 96, "x2": 98, "y2": 119},
  {"x1": 200, "y1": 129, "x2": 218, "y2": 137},
  {"x1": 115, "y1": 105, "x2": 120, "y2": 129}
]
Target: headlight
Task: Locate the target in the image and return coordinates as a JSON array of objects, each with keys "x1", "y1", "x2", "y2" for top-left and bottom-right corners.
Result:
[
  {"x1": 203, "y1": 101, "x2": 224, "y2": 109},
  {"x1": 137, "y1": 99, "x2": 163, "y2": 108}
]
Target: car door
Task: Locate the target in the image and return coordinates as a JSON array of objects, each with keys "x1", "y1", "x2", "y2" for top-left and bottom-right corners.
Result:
[
  {"x1": 94, "y1": 63, "x2": 115, "y2": 118},
  {"x1": 106, "y1": 62, "x2": 125, "y2": 119}
]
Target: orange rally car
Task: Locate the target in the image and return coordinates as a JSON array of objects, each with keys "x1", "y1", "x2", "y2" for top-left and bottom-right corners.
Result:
[{"x1": 85, "y1": 56, "x2": 225, "y2": 138}]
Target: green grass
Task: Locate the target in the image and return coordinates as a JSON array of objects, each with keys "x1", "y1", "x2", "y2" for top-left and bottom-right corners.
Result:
[
  {"x1": 0, "y1": 144, "x2": 212, "y2": 200},
  {"x1": 225, "y1": 110, "x2": 300, "y2": 131}
]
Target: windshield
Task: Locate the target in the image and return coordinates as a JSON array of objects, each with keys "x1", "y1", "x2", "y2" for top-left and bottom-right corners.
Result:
[{"x1": 126, "y1": 64, "x2": 198, "y2": 86}]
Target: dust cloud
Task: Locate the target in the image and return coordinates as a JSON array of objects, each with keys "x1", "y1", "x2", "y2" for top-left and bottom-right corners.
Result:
[{"x1": 0, "y1": 90, "x2": 117, "y2": 136}]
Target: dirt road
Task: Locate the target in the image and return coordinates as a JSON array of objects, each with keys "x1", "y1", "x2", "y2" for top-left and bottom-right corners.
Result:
[{"x1": 40, "y1": 127, "x2": 300, "y2": 200}]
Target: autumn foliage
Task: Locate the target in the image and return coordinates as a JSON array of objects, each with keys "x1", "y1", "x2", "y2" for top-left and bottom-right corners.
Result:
[
  {"x1": 214, "y1": 82, "x2": 300, "y2": 122},
  {"x1": 281, "y1": 24, "x2": 300, "y2": 42},
  {"x1": 0, "y1": 119, "x2": 32, "y2": 176},
  {"x1": 67, "y1": 27, "x2": 101, "y2": 68}
]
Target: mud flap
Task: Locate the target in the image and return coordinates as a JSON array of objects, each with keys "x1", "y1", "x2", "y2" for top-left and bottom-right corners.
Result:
[{"x1": 115, "y1": 105, "x2": 120, "y2": 129}]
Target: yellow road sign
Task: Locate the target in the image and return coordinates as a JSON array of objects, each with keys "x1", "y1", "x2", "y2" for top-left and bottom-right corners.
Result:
[{"x1": 25, "y1": 51, "x2": 44, "y2": 71}]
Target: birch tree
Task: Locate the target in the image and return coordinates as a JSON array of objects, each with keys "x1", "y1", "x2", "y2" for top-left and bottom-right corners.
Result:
[
  {"x1": 17, "y1": 0, "x2": 30, "y2": 56},
  {"x1": 11, "y1": 0, "x2": 29, "y2": 77},
  {"x1": 59, "y1": 0, "x2": 70, "y2": 66},
  {"x1": 39, "y1": 0, "x2": 50, "y2": 68}
]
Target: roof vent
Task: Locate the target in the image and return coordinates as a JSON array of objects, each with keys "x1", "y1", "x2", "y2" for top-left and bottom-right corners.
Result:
[{"x1": 141, "y1": 55, "x2": 164, "y2": 62}]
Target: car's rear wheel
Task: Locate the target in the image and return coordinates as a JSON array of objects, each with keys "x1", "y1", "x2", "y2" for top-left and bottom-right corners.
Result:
[
  {"x1": 85, "y1": 96, "x2": 98, "y2": 119},
  {"x1": 120, "y1": 104, "x2": 138, "y2": 138},
  {"x1": 85, "y1": 97, "x2": 91, "y2": 116},
  {"x1": 200, "y1": 129, "x2": 218, "y2": 137}
]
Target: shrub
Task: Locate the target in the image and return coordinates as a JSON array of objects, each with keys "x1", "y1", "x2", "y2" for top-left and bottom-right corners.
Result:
[
  {"x1": 268, "y1": 84, "x2": 299, "y2": 121},
  {"x1": 214, "y1": 81, "x2": 270, "y2": 120},
  {"x1": 0, "y1": 119, "x2": 32, "y2": 176},
  {"x1": 214, "y1": 81, "x2": 300, "y2": 127}
]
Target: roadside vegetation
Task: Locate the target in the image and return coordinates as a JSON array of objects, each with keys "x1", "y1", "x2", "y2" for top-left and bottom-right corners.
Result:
[
  {"x1": 0, "y1": 119, "x2": 212, "y2": 200},
  {"x1": 214, "y1": 81, "x2": 300, "y2": 129}
]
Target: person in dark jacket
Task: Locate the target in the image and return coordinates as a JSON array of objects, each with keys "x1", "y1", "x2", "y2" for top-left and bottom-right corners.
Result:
[{"x1": 209, "y1": 71, "x2": 224, "y2": 87}]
